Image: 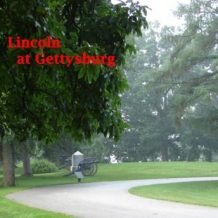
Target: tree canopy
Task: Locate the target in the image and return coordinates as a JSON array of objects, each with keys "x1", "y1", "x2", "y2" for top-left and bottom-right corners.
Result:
[
  {"x1": 104, "y1": 0, "x2": 218, "y2": 162},
  {"x1": 0, "y1": 0, "x2": 148, "y2": 186}
]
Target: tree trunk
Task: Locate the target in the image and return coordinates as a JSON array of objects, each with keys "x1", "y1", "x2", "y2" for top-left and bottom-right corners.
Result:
[
  {"x1": 161, "y1": 146, "x2": 169, "y2": 161},
  {"x1": 2, "y1": 143, "x2": 15, "y2": 186},
  {"x1": 0, "y1": 142, "x2": 2, "y2": 162},
  {"x1": 22, "y1": 147, "x2": 32, "y2": 176}
]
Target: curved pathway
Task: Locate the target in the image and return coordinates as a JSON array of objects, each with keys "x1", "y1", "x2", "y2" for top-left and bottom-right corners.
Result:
[{"x1": 7, "y1": 177, "x2": 218, "y2": 218}]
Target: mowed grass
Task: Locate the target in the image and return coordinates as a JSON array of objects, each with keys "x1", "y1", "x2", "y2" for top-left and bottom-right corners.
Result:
[
  {"x1": 86, "y1": 162, "x2": 218, "y2": 181},
  {"x1": 1, "y1": 162, "x2": 218, "y2": 217},
  {"x1": 130, "y1": 181, "x2": 218, "y2": 207},
  {"x1": 1, "y1": 162, "x2": 218, "y2": 185},
  {"x1": 0, "y1": 170, "x2": 77, "y2": 218},
  {"x1": 0, "y1": 188, "x2": 73, "y2": 218}
]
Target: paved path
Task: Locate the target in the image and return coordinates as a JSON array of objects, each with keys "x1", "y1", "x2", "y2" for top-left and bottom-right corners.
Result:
[{"x1": 7, "y1": 177, "x2": 218, "y2": 218}]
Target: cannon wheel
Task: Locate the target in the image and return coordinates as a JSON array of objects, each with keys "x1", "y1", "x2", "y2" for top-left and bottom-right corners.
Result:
[{"x1": 80, "y1": 162, "x2": 98, "y2": 176}]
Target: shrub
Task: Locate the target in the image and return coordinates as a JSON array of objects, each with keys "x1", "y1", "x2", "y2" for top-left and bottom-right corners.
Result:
[{"x1": 31, "y1": 159, "x2": 58, "y2": 174}]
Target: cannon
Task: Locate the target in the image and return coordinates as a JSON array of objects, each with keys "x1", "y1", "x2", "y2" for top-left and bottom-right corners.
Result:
[
  {"x1": 60, "y1": 151, "x2": 98, "y2": 181},
  {"x1": 78, "y1": 157, "x2": 98, "y2": 176}
]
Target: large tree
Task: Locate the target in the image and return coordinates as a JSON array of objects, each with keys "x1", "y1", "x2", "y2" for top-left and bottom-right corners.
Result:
[
  {"x1": 110, "y1": 0, "x2": 218, "y2": 161},
  {"x1": 160, "y1": 0, "x2": 218, "y2": 121},
  {"x1": 154, "y1": 0, "x2": 218, "y2": 159},
  {"x1": 0, "y1": 0, "x2": 148, "y2": 186},
  {"x1": 111, "y1": 24, "x2": 178, "y2": 161}
]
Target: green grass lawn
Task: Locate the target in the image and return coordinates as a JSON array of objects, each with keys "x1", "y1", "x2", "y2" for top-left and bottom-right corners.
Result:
[
  {"x1": 1, "y1": 162, "x2": 218, "y2": 217},
  {"x1": 0, "y1": 188, "x2": 73, "y2": 218},
  {"x1": 130, "y1": 181, "x2": 218, "y2": 207},
  {"x1": 0, "y1": 170, "x2": 77, "y2": 218},
  {"x1": 86, "y1": 162, "x2": 218, "y2": 181}
]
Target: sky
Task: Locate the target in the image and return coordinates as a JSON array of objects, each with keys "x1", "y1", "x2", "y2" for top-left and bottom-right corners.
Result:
[{"x1": 112, "y1": 0, "x2": 191, "y2": 27}]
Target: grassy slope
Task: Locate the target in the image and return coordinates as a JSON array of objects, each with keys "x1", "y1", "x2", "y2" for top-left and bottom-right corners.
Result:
[
  {"x1": 1, "y1": 162, "x2": 218, "y2": 217},
  {"x1": 0, "y1": 171, "x2": 76, "y2": 218},
  {"x1": 86, "y1": 162, "x2": 218, "y2": 181},
  {"x1": 130, "y1": 181, "x2": 218, "y2": 207},
  {"x1": 0, "y1": 188, "x2": 73, "y2": 218}
]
